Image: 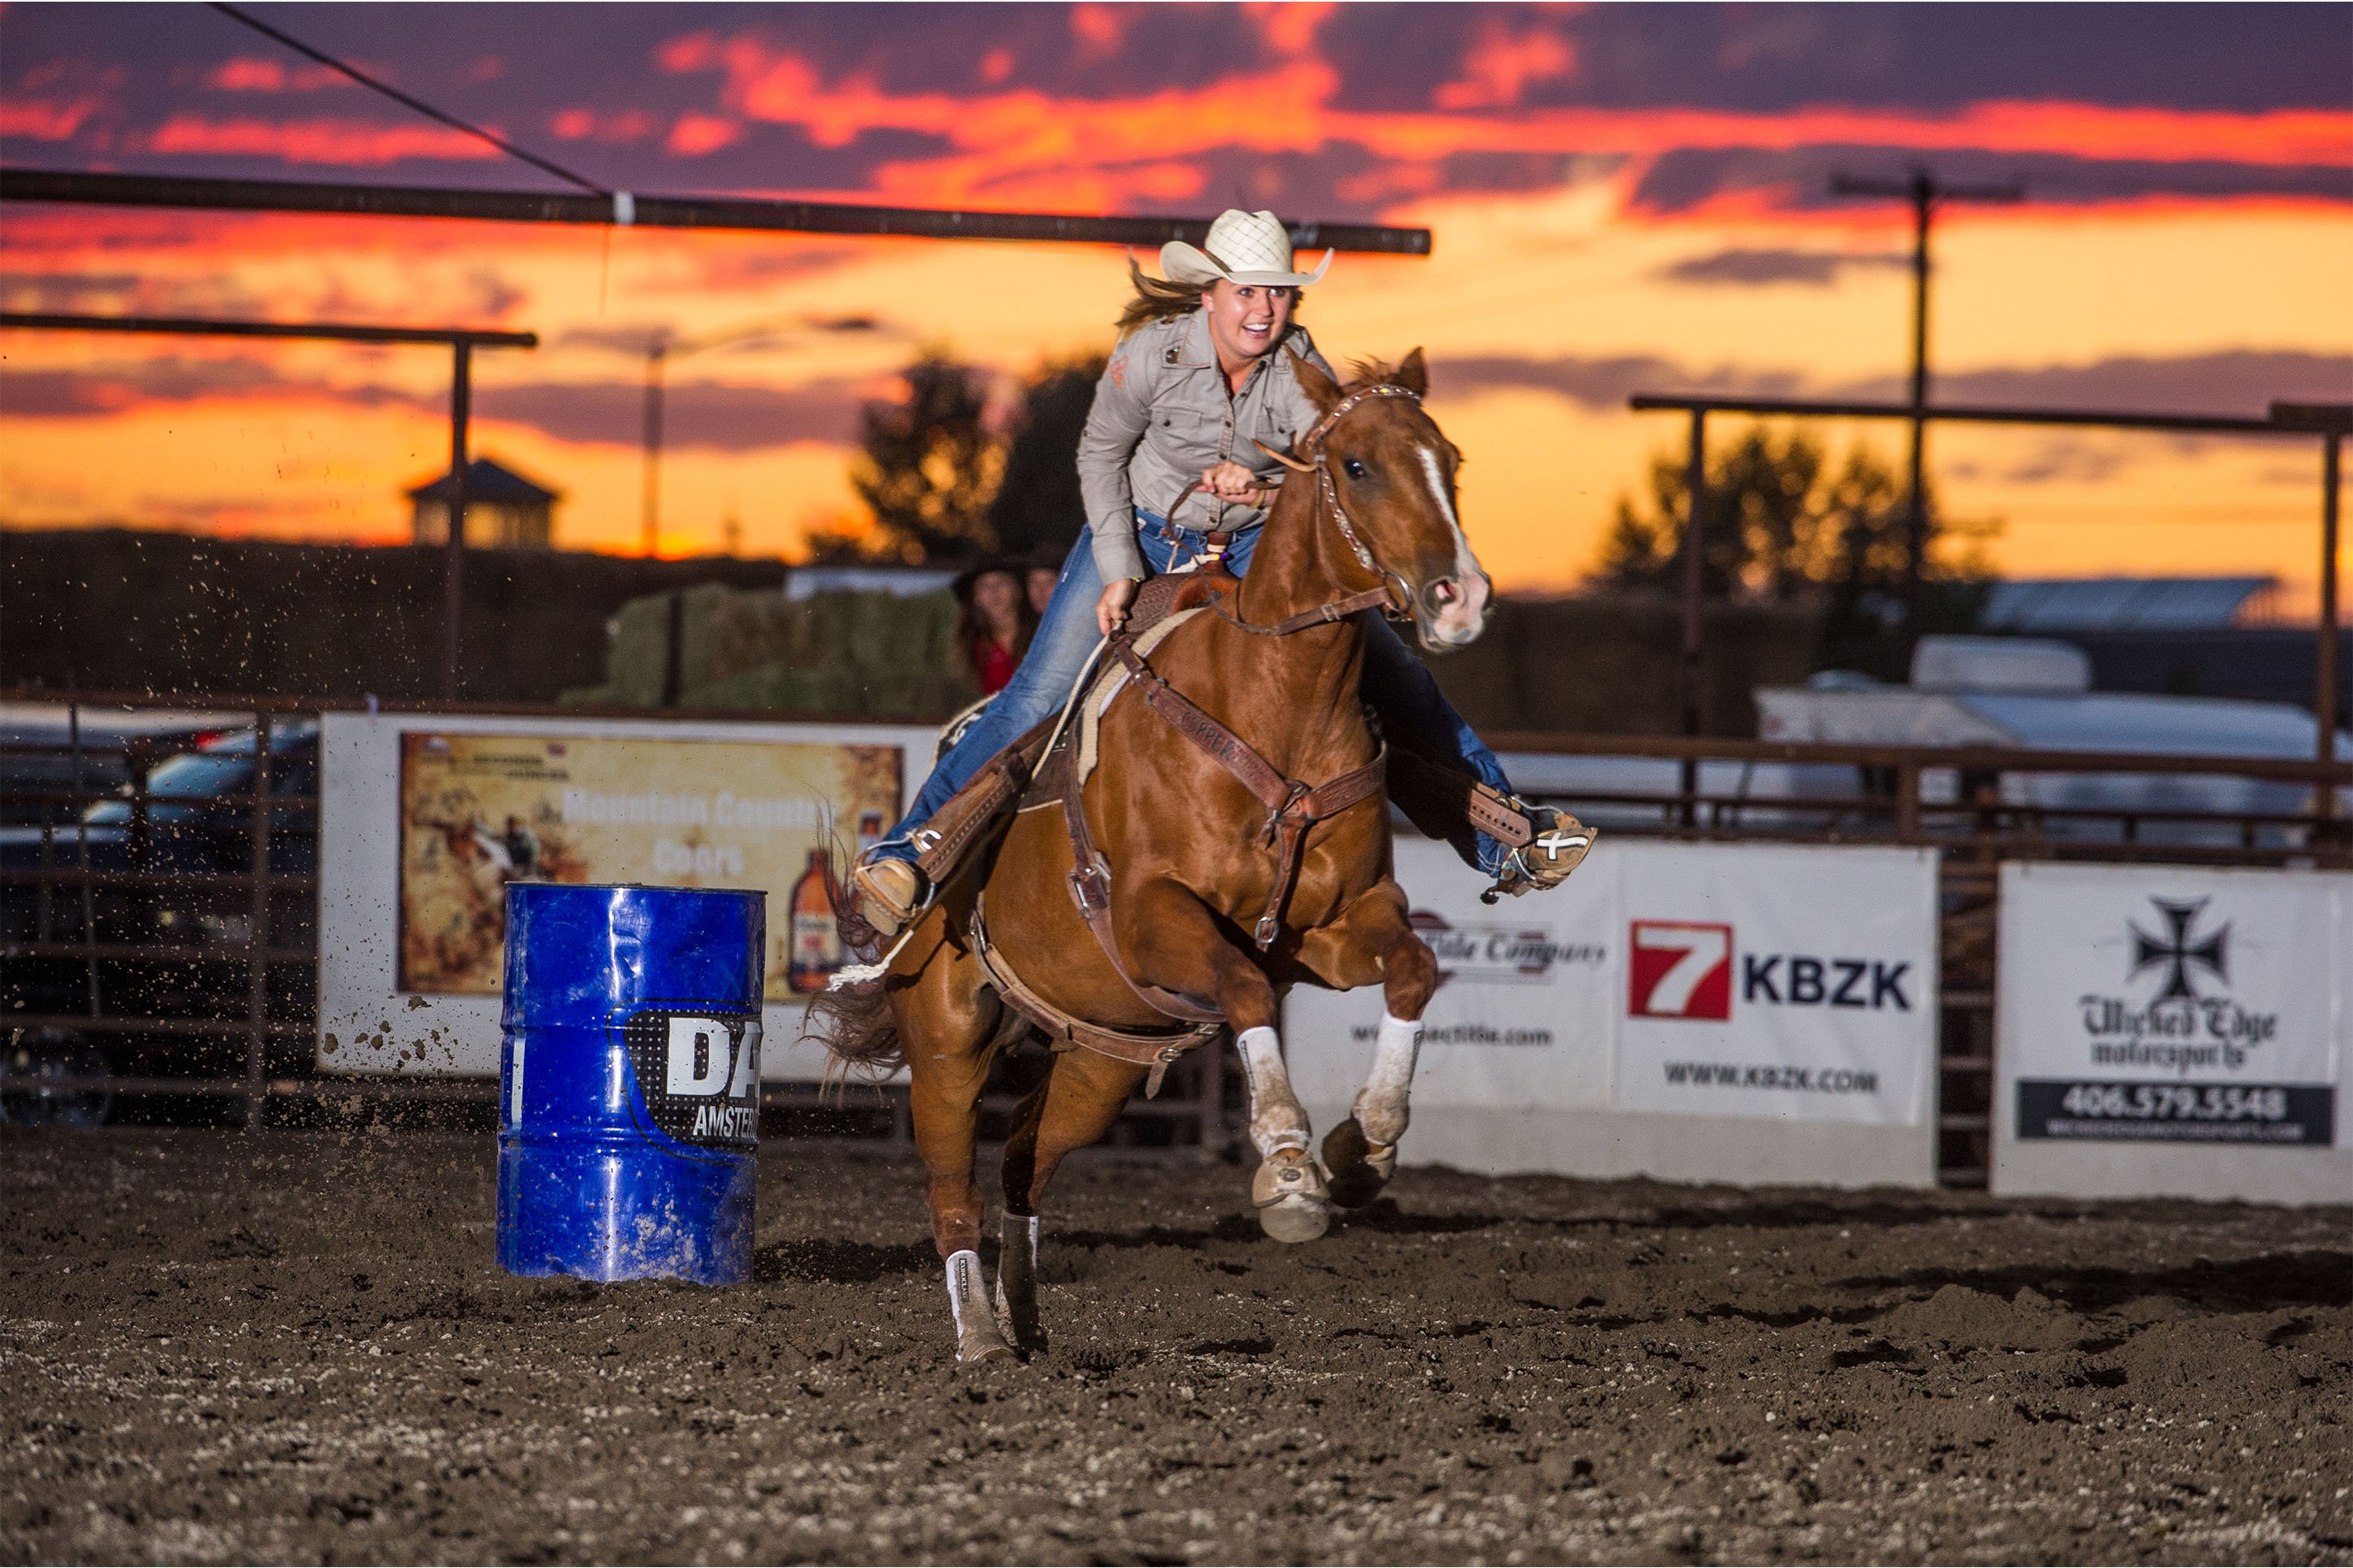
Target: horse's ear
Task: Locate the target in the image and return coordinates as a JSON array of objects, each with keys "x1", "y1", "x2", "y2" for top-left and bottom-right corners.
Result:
[
  {"x1": 1394, "y1": 347, "x2": 1428, "y2": 396},
  {"x1": 1287, "y1": 347, "x2": 1344, "y2": 414}
]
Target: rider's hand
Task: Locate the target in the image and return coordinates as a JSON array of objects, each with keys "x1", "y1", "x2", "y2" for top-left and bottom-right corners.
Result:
[
  {"x1": 1096, "y1": 577, "x2": 1140, "y2": 636},
  {"x1": 1200, "y1": 462, "x2": 1263, "y2": 504}
]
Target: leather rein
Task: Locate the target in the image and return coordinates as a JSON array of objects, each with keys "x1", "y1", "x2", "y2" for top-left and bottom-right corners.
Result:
[
  {"x1": 1068, "y1": 380, "x2": 1416, "y2": 1002},
  {"x1": 978, "y1": 380, "x2": 1426, "y2": 1094}
]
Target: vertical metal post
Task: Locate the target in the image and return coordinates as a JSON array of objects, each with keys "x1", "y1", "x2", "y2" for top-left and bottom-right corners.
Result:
[
  {"x1": 1679, "y1": 410, "x2": 1707, "y2": 825},
  {"x1": 1903, "y1": 170, "x2": 1933, "y2": 637},
  {"x1": 67, "y1": 697, "x2": 100, "y2": 1019},
  {"x1": 439, "y1": 341, "x2": 473, "y2": 701},
  {"x1": 642, "y1": 345, "x2": 667, "y2": 557},
  {"x1": 2320, "y1": 430, "x2": 2342, "y2": 817},
  {"x1": 244, "y1": 710, "x2": 274, "y2": 1131}
]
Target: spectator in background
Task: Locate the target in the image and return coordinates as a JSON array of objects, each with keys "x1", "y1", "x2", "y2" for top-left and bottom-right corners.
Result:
[
  {"x1": 951, "y1": 558, "x2": 1036, "y2": 696},
  {"x1": 1022, "y1": 549, "x2": 1060, "y2": 620}
]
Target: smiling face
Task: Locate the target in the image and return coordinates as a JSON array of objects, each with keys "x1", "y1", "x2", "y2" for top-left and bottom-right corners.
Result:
[{"x1": 1198, "y1": 280, "x2": 1296, "y2": 371}]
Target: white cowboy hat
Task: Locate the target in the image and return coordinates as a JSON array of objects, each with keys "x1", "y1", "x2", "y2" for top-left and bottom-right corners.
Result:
[{"x1": 1159, "y1": 208, "x2": 1334, "y2": 289}]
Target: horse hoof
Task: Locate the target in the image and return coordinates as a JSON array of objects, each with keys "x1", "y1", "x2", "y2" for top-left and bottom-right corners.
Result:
[
  {"x1": 957, "y1": 1325, "x2": 1016, "y2": 1363},
  {"x1": 1259, "y1": 1192, "x2": 1331, "y2": 1243},
  {"x1": 1320, "y1": 1117, "x2": 1397, "y2": 1210}
]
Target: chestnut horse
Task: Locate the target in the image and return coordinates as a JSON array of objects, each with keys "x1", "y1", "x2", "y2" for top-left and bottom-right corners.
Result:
[{"x1": 818, "y1": 351, "x2": 1490, "y2": 1362}]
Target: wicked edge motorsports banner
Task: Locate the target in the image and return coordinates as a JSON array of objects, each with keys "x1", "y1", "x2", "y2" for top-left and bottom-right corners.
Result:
[
  {"x1": 1999, "y1": 862, "x2": 2350, "y2": 1148},
  {"x1": 1285, "y1": 839, "x2": 1938, "y2": 1129}
]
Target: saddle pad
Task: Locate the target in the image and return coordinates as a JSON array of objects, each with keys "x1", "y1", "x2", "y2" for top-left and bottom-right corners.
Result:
[{"x1": 1077, "y1": 606, "x2": 1206, "y2": 785}]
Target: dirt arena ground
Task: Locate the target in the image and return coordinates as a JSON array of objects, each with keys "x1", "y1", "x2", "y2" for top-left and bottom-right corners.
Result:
[{"x1": 2, "y1": 1130, "x2": 2349, "y2": 1566}]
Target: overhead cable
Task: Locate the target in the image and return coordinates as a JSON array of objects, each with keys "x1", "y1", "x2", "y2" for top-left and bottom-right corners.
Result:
[{"x1": 207, "y1": 2, "x2": 610, "y2": 196}]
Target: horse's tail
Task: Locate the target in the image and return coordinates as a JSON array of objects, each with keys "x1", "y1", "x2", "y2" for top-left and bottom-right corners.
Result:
[
  {"x1": 806, "y1": 975, "x2": 903, "y2": 1085},
  {"x1": 802, "y1": 839, "x2": 906, "y2": 1084}
]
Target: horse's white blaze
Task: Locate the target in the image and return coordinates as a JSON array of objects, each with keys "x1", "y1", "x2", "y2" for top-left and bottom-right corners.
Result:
[{"x1": 1416, "y1": 444, "x2": 1490, "y2": 645}]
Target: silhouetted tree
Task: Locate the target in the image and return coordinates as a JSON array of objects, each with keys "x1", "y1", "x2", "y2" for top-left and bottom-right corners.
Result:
[
  {"x1": 984, "y1": 353, "x2": 1105, "y2": 564},
  {"x1": 825, "y1": 354, "x2": 1004, "y2": 567},
  {"x1": 1598, "y1": 423, "x2": 1988, "y2": 675}
]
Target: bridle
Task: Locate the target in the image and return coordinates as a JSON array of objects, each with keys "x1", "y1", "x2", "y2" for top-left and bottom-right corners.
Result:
[{"x1": 1210, "y1": 380, "x2": 1428, "y2": 636}]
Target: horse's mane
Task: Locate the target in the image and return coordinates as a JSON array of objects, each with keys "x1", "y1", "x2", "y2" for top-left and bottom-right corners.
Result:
[{"x1": 1342, "y1": 357, "x2": 1407, "y2": 393}]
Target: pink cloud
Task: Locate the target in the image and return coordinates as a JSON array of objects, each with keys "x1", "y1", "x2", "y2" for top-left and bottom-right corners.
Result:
[
  {"x1": 145, "y1": 115, "x2": 501, "y2": 166},
  {"x1": 550, "y1": 108, "x2": 655, "y2": 143},
  {"x1": 1434, "y1": 20, "x2": 1577, "y2": 110},
  {"x1": 656, "y1": 30, "x2": 720, "y2": 75},
  {"x1": 204, "y1": 57, "x2": 344, "y2": 93},
  {"x1": 668, "y1": 111, "x2": 743, "y2": 157},
  {"x1": 0, "y1": 98, "x2": 103, "y2": 140}
]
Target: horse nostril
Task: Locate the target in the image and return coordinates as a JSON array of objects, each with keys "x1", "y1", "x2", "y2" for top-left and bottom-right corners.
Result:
[{"x1": 1431, "y1": 579, "x2": 1460, "y2": 607}]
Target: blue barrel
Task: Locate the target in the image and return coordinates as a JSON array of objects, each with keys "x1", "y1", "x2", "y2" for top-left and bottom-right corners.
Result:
[{"x1": 497, "y1": 883, "x2": 767, "y2": 1284}]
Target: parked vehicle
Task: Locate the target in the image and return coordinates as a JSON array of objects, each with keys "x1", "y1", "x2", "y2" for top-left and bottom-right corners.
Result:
[
  {"x1": 2, "y1": 722, "x2": 320, "y2": 1121},
  {"x1": 0, "y1": 703, "x2": 245, "y2": 826}
]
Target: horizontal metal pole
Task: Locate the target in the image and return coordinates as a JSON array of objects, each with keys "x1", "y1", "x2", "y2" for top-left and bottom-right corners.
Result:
[
  {"x1": 1629, "y1": 391, "x2": 2286, "y2": 437},
  {"x1": 1488, "y1": 730, "x2": 2351, "y2": 782},
  {"x1": 3, "y1": 940, "x2": 315, "y2": 963},
  {"x1": 0, "y1": 167, "x2": 1433, "y2": 256},
  {"x1": 0, "y1": 309, "x2": 535, "y2": 348},
  {"x1": 5, "y1": 1014, "x2": 308, "y2": 1037},
  {"x1": 0, "y1": 786, "x2": 317, "y2": 810},
  {"x1": 5, "y1": 690, "x2": 2342, "y2": 784},
  {"x1": 0, "y1": 868, "x2": 316, "y2": 892}
]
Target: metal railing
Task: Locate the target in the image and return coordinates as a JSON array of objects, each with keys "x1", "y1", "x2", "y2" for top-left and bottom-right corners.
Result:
[{"x1": 7, "y1": 692, "x2": 2345, "y2": 1184}]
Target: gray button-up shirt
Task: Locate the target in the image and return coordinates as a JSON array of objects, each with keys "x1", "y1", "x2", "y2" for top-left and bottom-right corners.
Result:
[{"x1": 1075, "y1": 310, "x2": 1337, "y2": 582}]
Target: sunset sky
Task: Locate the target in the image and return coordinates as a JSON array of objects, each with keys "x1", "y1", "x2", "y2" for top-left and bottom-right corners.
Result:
[{"x1": 2, "y1": 2, "x2": 2347, "y2": 608}]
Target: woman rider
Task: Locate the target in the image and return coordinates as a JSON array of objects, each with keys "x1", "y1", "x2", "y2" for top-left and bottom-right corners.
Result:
[{"x1": 850, "y1": 209, "x2": 1590, "y2": 936}]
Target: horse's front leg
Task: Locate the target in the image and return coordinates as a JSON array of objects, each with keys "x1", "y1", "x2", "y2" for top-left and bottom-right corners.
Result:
[
  {"x1": 898, "y1": 943, "x2": 1016, "y2": 1363},
  {"x1": 1122, "y1": 878, "x2": 1331, "y2": 1242},
  {"x1": 1292, "y1": 877, "x2": 1439, "y2": 1209}
]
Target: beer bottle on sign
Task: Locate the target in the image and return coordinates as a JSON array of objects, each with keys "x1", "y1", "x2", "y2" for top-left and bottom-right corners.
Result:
[
  {"x1": 856, "y1": 811, "x2": 884, "y2": 857},
  {"x1": 786, "y1": 848, "x2": 842, "y2": 992}
]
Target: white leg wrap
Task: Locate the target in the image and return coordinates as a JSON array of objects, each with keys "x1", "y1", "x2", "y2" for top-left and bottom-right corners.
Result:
[
  {"x1": 1236, "y1": 1026, "x2": 1310, "y2": 1158},
  {"x1": 945, "y1": 1249, "x2": 985, "y2": 1336},
  {"x1": 1352, "y1": 1012, "x2": 1422, "y2": 1148}
]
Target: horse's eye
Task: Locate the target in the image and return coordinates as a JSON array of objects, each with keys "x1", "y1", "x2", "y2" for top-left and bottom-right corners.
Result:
[{"x1": 1343, "y1": 458, "x2": 1368, "y2": 480}]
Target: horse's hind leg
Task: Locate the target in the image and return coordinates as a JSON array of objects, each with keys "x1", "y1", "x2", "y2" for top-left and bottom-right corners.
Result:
[
  {"x1": 1293, "y1": 878, "x2": 1439, "y2": 1209},
  {"x1": 901, "y1": 945, "x2": 1017, "y2": 1363},
  {"x1": 996, "y1": 1046, "x2": 1146, "y2": 1353},
  {"x1": 1121, "y1": 879, "x2": 1329, "y2": 1242}
]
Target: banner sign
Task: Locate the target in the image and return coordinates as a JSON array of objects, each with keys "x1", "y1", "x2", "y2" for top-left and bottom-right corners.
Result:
[
  {"x1": 1285, "y1": 838, "x2": 1938, "y2": 1128},
  {"x1": 318, "y1": 713, "x2": 937, "y2": 1079},
  {"x1": 1998, "y1": 862, "x2": 2348, "y2": 1148},
  {"x1": 1613, "y1": 841, "x2": 1936, "y2": 1126},
  {"x1": 395, "y1": 731, "x2": 899, "y2": 999}
]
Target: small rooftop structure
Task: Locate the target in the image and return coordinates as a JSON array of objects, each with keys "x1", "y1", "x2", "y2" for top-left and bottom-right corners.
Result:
[
  {"x1": 407, "y1": 458, "x2": 561, "y2": 549},
  {"x1": 1977, "y1": 576, "x2": 2280, "y2": 633}
]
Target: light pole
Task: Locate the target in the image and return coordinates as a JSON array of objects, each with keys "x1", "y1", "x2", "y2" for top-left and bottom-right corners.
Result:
[
  {"x1": 637, "y1": 313, "x2": 880, "y2": 557},
  {"x1": 1830, "y1": 167, "x2": 2023, "y2": 633}
]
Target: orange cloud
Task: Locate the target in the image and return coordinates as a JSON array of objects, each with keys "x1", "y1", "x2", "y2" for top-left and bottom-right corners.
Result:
[
  {"x1": 651, "y1": 36, "x2": 2353, "y2": 215},
  {"x1": 1433, "y1": 18, "x2": 1577, "y2": 110},
  {"x1": 146, "y1": 114, "x2": 501, "y2": 165},
  {"x1": 1245, "y1": 2, "x2": 1337, "y2": 58}
]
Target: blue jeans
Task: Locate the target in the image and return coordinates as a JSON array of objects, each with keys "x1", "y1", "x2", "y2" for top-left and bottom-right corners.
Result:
[{"x1": 879, "y1": 517, "x2": 1516, "y2": 874}]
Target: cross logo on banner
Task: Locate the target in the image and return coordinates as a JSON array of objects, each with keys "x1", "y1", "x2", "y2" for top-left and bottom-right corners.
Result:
[{"x1": 1628, "y1": 920, "x2": 1733, "y2": 1020}]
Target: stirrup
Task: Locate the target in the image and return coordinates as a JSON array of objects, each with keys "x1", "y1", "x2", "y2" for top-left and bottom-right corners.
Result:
[
  {"x1": 1480, "y1": 805, "x2": 1596, "y2": 903},
  {"x1": 850, "y1": 849, "x2": 933, "y2": 937}
]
